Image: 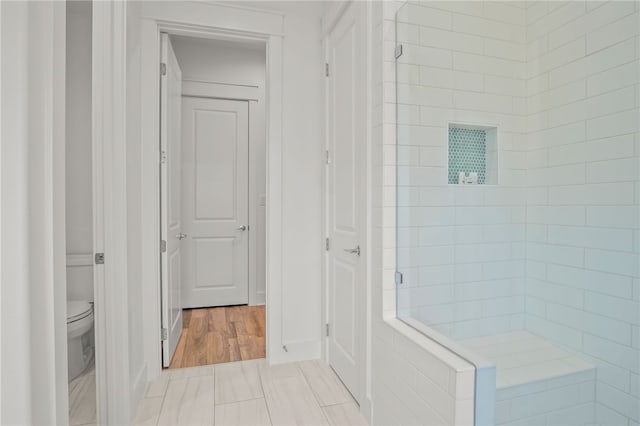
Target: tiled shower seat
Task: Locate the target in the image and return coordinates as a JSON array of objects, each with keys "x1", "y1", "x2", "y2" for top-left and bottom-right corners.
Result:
[{"x1": 459, "y1": 331, "x2": 596, "y2": 426}]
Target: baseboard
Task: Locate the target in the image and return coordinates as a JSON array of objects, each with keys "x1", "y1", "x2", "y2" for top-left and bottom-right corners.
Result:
[
  {"x1": 268, "y1": 339, "x2": 321, "y2": 364},
  {"x1": 130, "y1": 362, "x2": 147, "y2": 420}
]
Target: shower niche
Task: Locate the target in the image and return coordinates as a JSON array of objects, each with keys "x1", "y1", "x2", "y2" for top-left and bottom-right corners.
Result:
[{"x1": 447, "y1": 123, "x2": 498, "y2": 185}]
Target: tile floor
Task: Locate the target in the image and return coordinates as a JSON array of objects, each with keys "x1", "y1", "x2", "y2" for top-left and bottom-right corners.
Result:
[
  {"x1": 135, "y1": 359, "x2": 368, "y2": 426},
  {"x1": 69, "y1": 366, "x2": 97, "y2": 426}
]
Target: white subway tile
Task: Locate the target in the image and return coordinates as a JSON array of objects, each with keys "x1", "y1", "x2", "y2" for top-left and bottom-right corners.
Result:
[
  {"x1": 586, "y1": 37, "x2": 636, "y2": 75},
  {"x1": 419, "y1": 26, "x2": 484, "y2": 55},
  {"x1": 548, "y1": 0, "x2": 635, "y2": 50},
  {"x1": 541, "y1": 37, "x2": 586, "y2": 73},
  {"x1": 596, "y1": 383, "x2": 640, "y2": 423},
  {"x1": 526, "y1": 243, "x2": 585, "y2": 268},
  {"x1": 485, "y1": 38, "x2": 527, "y2": 62},
  {"x1": 419, "y1": 66, "x2": 454, "y2": 89},
  {"x1": 453, "y1": 71, "x2": 484, "y2": 92},
  {"x1": 586, "y1": 11, "x2": 639, "y2": 55},
  {"x1": 453, "y1": 52, "x2": 517, "y2": 78},
  {"x1": 548, "y1": 225, "x2": 633, "y2": 251},
  {"x1": 538, "y1": 79, "x2": 587, "y2": 110},
  {"x1": 586, "y1": 158, "x2": 638, "y2": 183},
  {"x1": 585, "y1": 291, "x2": 640, "y2": 325},
  {"x1": 547, "y1": 141, "x2": 586, "y2": 166},
  {"x1": 584, "y1": 134, "x2": 636, "y2": 162},
  {"x1": 484, "y1": 2, "x2": 526, "y2": 25},
  {"x1": 595, "y1": 402, "x2": 632, "y2": 426},
  {"x1": 547, "y1": 303, "x2": 632, "y2": 345},
  {"x1": 525, "y1": 314, "x2": 584, "y2": 351},
  {"x1": 528, "y1": 1, "x2": 586, "y2": 43},
  {"x1": 586, "y1": 206, "x2": 639, "y2": 228},
  {"x1": 396, "y1": 22, "x2": 420, "y2": 44},
  {"x1": 548, "y1": 57, "x2": 587, "y2": 89},
  {"x1": 585, "y1": 248, "x2": 639, "y2": 276},
  {"x1": 453, "y1": 13, "x2": 525, "y2": 43},
  {"x1": 419, "y1": 146, "x2": 447, "y2": 167},
  {"x1": 526, "y1": 206, "x2": 586, "y2": 226},
  {"x1": 396, "y1": 3, "x2": 452, "y2": 30},
  {"x1": 586, "y1": 86, "x2": 636, "y2": 119},
  {"x1": 485, "y1": 76, "x2": 526, "y2": 97},
  {"x1": 527, "y1": 1, "x2": 549, "y2": 26},
  {"x1": 587, "y1": 60, "x2": 639, "y2": 97},
  {"x1": 547, "y1": 264, "x2": 634, "y2": 299},
  {"x1": 548, "y1": 182, "x2": 636, "y2": 206},
  {"x1": 528, "y1": 163, "x2": 586, "y2": 186}
]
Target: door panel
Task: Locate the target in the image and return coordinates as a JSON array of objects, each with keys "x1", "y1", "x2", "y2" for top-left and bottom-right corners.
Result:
[
  {"x1": 327, "y1": 2, "x2": 365, "y2": 403},
  {"x1": 182, "y1": 97, "x2": 249, "y2": 308},
  {"x1": 194, "y1": 109, "x2": 238, "y2": 220},
  {"x1": 160, "y1": 33, "x2": 183, "y2": 368},
  {"x1": 194, "y1": 238, "x2": 235, "y2": 288}
]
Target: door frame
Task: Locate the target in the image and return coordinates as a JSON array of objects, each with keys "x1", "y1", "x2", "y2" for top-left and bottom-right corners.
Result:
[
  {"x1": 140, "y1": 17, "x2": 283, "y2": 380},
  {"x1": 92, "y1": 1, "x2": 133, "y2": 423},
  {"x1": 321, "y1": 0, "x2": 371, "y2": 415}
]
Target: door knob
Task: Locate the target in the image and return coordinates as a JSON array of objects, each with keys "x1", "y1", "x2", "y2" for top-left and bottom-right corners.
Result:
[
  {"x1": 176, "y1": 232, "x2": 188, "y2": 240},
  {"x1": 237, "y1": 225, "x2": 248, "y2": 231},
  {"x1": 344, "y1": 245, "x2": 361, "y2": 256}
]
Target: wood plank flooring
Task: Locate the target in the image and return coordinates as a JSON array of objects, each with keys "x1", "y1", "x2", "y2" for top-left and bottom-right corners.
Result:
[{"x1": 169, "y1": 305, "x2": 265, "y2": 369}]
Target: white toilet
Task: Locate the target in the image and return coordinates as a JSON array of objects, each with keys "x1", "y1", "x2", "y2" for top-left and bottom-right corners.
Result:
[{"x1": 67, "y1": 300, "x2": 94, "y2": 381}]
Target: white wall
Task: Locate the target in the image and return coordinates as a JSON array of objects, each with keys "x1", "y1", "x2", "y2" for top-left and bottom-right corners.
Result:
[
  {"x1": 65, "y1": 1, "x2": 93, "y2": 303},
  {"x1": 393, "y1": 1, "x2": 528, "y2": 340},
  {"x1": 277, "y1": 3, "x2": 324, "y2": 356},
  {"x1": 171, "y1": 35, "x2": 267, "y2": 303},
  {"x1": 524, "y1": 2, "x2": 640, "y2": 425},
  {"x1": 1, "y1": 1, "x2": 68, "y2": 423}
]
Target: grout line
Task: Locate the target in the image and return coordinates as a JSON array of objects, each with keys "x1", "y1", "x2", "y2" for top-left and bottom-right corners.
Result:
[
  {"x1": 256, "y1": 362, "x2": 275, "y2": 426},
  {"x1": 298, "y1": 361, "x2": 327, "y2": 408}
]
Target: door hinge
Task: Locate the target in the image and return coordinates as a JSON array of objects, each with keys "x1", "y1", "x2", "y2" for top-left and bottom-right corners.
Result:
[
  {"x1": 395, "y1": 271, "x2": 404, "y2": 285},
  {"x1": 325, "y1": 62, "x2": 329, "y2": 77},
  {"x1": 95, "y1": 253, "x2": 105, "y2": 265},
  {"x1": 395, "y1": 44, "x2": 403, "y2": 59},
  {"x1": 160, "y1": 150, "x2": 167, "y2": 164},
  {"x1": 160, "y1": 240, "x2": 167, "y2": 253},
  {"x1": 326, "y1": 323, "x2": 330, "y2": 337},
  {"x1": 325, "y1": 238, "x2": 330, "y2": 251},
  {"x1": 161, "y1": 328, "x2": 168, "y2": 341},
  {"x1": 160, "y1": 62, "x2": 167, "y2": 76},
  {"x1": 325, "y1": 150, "x2": 331, "y2": 165}
]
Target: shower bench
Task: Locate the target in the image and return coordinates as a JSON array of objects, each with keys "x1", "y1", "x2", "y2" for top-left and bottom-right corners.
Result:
[{"x1": 459, "y1": 331, "x2": 596, "y2": 426}]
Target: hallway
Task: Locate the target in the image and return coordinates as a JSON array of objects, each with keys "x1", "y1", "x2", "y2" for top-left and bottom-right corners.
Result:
[
  {"x1": 134, "y1": 359, "x2": 367, "y2": 425},
  {"x1": 169, "y1": 306, "x2": 266, "y2": 369}
]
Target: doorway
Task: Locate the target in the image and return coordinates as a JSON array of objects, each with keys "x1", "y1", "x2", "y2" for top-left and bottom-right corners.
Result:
[{"x1": 159, "y1": 33, "x2": 268, "y2": 370}]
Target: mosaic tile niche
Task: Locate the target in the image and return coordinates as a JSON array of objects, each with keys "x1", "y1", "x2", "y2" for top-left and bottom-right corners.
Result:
[{"x1": 448, "y1": 124, "x2": 498, "y2": 185}]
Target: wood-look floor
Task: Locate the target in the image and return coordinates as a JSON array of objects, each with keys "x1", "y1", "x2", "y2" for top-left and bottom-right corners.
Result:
[
  {"x1": 169, "y1": 305, "x2": 265, "y2": 369},
  {"x1": 136, "y1": 359, "x2": 367, "y2": 426}
]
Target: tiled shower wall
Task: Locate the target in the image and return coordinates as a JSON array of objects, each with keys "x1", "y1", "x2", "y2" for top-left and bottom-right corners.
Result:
[
  {"x1": 394, "y1": 1, "x2": 528, "y2": 340},
  {"x1": 387, "y1": 1, "x2": 639, "y2": 425},
  {"x1": 524, "y1": 2, "x2": 640, "y2": 424}
]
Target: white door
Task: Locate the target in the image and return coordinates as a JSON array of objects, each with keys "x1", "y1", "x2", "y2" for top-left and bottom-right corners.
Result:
[
  {"x1": 182, "y1": 97, "x2": 250, "y2": 308},
  {"x1": 326, "y1": 2, "x2": 365, "y2": 403},
  {"x1": 160, "y1": 33, "x2": 183, "y2": 367}
]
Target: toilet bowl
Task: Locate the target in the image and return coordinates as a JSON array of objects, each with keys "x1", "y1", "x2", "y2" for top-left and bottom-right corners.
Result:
[{"x1": 67, "y1": 300, "x2": 94, "y2": 381}]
